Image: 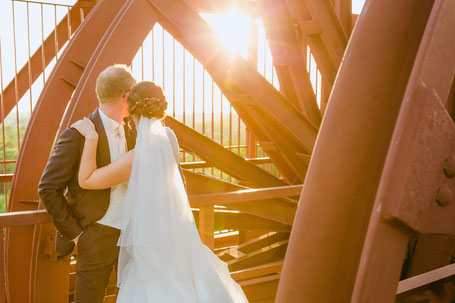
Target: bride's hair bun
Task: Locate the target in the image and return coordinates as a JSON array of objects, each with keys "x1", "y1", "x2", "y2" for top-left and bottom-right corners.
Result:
[{"x1": 127, "y1": 81, "x2": 168, "y2": 119}]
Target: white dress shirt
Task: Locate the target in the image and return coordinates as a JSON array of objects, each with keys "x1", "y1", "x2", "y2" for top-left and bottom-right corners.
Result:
[{"x1": 97, "y1": 108, "x2": 129, "y2": 230}]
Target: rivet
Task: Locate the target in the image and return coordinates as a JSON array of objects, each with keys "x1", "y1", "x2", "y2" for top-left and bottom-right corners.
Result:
[
  {"x1": 436, "y1": 184, "x2": 452, "y2": 207},
  {"x1": 443, "y1": 155, "x2": 455, "y2": 178}
]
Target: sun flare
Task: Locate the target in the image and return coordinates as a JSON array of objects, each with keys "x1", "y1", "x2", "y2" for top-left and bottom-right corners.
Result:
[{"x1": 201, "y1": 10, "x2": 253, "y2": 58}]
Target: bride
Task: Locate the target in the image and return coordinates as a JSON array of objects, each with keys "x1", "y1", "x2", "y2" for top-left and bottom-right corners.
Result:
[{"x1": 71, "y1": 81, "x2": 249, "y2": 302}]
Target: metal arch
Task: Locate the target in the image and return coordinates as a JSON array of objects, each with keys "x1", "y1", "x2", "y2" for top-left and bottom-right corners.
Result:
[
  {"x1": 6, "y1": 1, "x2": 127, "y2": 301},
  {"x1": 184, "y1": 170, "x2": 297, "y2": 225},
  {"x1": 276, "y1": 0, "x2": 448, "y2": 301}
]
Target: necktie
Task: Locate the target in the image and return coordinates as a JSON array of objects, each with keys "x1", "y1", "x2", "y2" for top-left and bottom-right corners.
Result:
[{"x1": 114, "y1": 123, "x2": 127, "y2": 157}]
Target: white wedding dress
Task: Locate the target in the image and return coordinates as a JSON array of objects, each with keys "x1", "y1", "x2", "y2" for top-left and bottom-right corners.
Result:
[{"x1": 116, "y1": 116, "x2": 249, "y2": 302}]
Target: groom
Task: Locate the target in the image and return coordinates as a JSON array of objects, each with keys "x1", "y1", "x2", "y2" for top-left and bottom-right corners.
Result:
[{"x1": 38, "y1": 64, "x2": 137, "y2": 303}]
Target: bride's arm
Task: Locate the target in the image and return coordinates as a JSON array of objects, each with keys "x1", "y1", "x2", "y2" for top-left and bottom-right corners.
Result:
[{"x1": 72, "y1": 118, "x2": 134, "y2": 190}]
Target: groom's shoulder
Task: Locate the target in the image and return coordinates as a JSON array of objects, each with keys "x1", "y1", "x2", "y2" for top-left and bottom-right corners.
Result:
[{"x1": 58, "y1": 127, "x2": 84, "y2": 144}]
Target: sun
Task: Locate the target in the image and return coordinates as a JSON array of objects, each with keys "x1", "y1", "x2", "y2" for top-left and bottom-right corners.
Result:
[{"x1": 201, "y1": 9, "x2": 252, "y2": 58}]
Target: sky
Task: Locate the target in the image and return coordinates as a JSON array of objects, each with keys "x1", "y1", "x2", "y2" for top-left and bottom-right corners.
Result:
[
  {"x1": 352, "y1": 0, "x2": 366, "y2": 14},
  {"x1": 0, "y1": 0, "x2": 366, "y2": 116}
]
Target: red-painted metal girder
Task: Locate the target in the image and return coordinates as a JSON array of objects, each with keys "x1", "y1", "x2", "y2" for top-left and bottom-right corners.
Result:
[
  {"x1": 164, "y1": 116, "x2": 285, "y2": 188},
  {"x1": 396, "y1": 263, "x2": 455, "y2": 301},
  {"x1": 146, "y1": 0, "x2": 318, "y2": 183},
  {"x1": 288, "y1": 0, "x2": 348, "y2": 86},
  {"x1": 231, "y1": 104, "x2": 302, "y2": 183},
  {"x1": 261, "y1": 0, "x2": 322, "y2": 126},
  {"x1": 353, "y1": 0, "x2": 455, "y2": 301},
  {"x1": 333, "y1": 0, "x2": 352, "y2": 38},
  {"x1": 0, "y1": 1, "x2": 94, "y2": 124},
  {"x1": 276, "y1": 0, "x2": 437, "y2": 301},
  {"x1": 185, "y1": 170, "x2": 296, "y2": 225},
  {"x1": 193, "y1": 211, "x2": 291, "y2": 233},
  {"x1": 6, "y1": 0, "x2": 127, "y2": 301}
]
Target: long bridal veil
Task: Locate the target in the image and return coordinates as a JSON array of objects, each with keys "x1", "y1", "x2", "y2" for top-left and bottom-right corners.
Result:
[{"x1": 116, "y1": 116, "x2": 248, "y2": 302}]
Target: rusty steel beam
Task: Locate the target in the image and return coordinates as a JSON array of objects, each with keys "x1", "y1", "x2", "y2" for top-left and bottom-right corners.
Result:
[
  {"x1": 190, "y1": 185, "x2": 301, "y2": 207},
  {"x1": 231, "y1": 260, "x2": 283, "y2": 281},
  {"x1": 215, "y1": 233, "x2": 240, "y2": 249},
  {"x1": 184, "y1": 170, "x2": 242, "y2": 195},
  {"x1": 0, "y1": 207, "x2": 287, "y2": 233},
  {"x1": 239, "y1": 274, "x2": 280, "y2": 302},
  {"x1": 180, "y1": 157, "x2": 272, "y2": 169},
  {"x1": 232, "y1": 105, "x2": 302, "y2": 183},
  {"x1": 276, "y1": 0, "x2": 437, "y2": 302},
  {"x1": 333, "y1": 0, "x2": 352, "y2": 37},
  {"x1": 288, "y1": 0, "x2": 348, "y2": 86},
  {"x1": 218, "y1": 232, "x2": 289, "y2": 262},
  {"x1": 5, "y1": 1, "x2": 127, "y2": 302},
  {"x1": 185, "y1": 170, "x2": 297, "y2": 225},
  {"x1": 0, "y1": 210, "x2": 284, "y2": 236},
  {"x1": 0, "y1": 1, "x2": 94, "y2": 124},
  {"x1": 403, "y1": 235, "x2": 455, "y2": 279},
  {"x1": 224, "y1": 57, "x2": 317, "y2": 182},
  {"x1": 227, "y1": 239, "x2": 288, "y2": 271},
  {"x1": 146, "y1": 0, "x2": 319, "y2": 183},
  {"x1": 261, "y1": 0, "x2": 322, "y2": 126},
  {"x1": 396, "y1": 263, "x2": 455, "y2": 301},
  {"x1": 224, "y1": 194, "x2": 297, "y2": 226},
  {"x1": 352, "y1": 1, "x2": 455, "y2": 301},
  {"x1": 193, "y1": 210, "x2": 291, "y2": 232},
  {"x1": 0, "y1": 175, "x2": 13, "y2": 183},
  {"x1": 0, "y1": 210, "x2": 50, "y2": 227},
  {"x1": 164, "y1": 116, "x2": 285, "y2": 188}
]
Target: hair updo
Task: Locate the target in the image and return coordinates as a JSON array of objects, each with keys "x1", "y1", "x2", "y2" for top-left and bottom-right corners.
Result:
[{"x1": 127, "y1": 81, "x2": 168, "y2": 119}]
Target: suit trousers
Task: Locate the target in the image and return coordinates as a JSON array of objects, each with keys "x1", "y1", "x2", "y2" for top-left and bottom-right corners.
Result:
[{"x1": 75, "y1": 222, "x2": 121, "y2": 303}]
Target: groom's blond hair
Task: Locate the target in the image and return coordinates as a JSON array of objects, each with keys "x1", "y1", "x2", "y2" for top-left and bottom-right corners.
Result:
[{"x1": 96, "y1": 64, "x2": 136, "y2": 103}]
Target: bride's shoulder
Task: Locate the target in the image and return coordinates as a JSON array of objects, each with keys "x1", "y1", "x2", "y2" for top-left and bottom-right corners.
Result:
[
  {"x1": 164, "y1": 127, "x2": 177, "y2": 139},
  {"x1": 163, "y1": 127, "x2": 179, "y2": 149}
]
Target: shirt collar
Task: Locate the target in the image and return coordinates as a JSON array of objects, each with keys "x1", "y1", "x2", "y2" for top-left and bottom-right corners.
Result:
[{"x1": 99, "y1": 107, "x2": 124, "y2": 131}]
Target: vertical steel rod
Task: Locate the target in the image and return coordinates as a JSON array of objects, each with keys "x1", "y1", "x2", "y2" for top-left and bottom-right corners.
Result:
[
  {"x1": 54, "y1": 5, "x2": 58, "y2": 60},
  {"x1": 11, "y1": 2, "x2": 20, "y2": 150},
  {"x1": 0, "y1": 38, "x2": 8, "y2": 209},
  {"x1": 172, "y1": 38, "x2": 175, "y2": 117},
  {"x1": 26, "y1": 3, "x2": 33, "y2": 113}
]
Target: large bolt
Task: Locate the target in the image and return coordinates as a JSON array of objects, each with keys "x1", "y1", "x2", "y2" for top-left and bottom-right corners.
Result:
[
  {"x1": 443, "y1": 156, "x2": 455, "y2": 178},
  {"x1": 436, "y1": 184, "x2": 452, "y2": 207}
]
